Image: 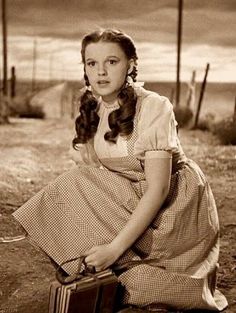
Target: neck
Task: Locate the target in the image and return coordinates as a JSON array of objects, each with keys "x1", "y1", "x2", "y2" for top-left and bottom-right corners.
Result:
[{"x1": 102, "y1": 93, "x2": 119, "y2": 104}]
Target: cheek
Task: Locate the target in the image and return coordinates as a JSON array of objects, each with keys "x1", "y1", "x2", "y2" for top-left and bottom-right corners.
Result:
[
  {"x1": 117, "y1": 71, "x2": 128, "y2": 85},
  {"x1": 113, "y1": 66, "x2": 128, "y2": 81},
  {"x1": 85, "y1": 67, "x2": 94, "y2": 80},
  {"x1": 121, "y1": 64, "x2": 129, "y2": 78}
]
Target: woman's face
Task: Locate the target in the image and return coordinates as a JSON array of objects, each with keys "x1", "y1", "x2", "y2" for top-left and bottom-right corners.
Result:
[{"x1": 84, "y1": 41, "x2": 134, "y2": 102}]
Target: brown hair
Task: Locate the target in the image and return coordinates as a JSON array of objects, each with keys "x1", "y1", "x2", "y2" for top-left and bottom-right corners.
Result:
[{"x1": 72, "y1": 29, "x2": 138, "y2": 147}]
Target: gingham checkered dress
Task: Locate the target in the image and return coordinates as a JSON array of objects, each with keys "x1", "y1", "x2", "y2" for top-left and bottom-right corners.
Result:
[{"x1": 13, "y1": 87, "x2": 227, "y2": 311}]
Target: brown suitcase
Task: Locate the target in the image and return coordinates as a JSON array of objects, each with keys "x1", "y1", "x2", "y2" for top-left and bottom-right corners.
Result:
[{"x1": 48, "y1": 257, "x2": 118, "y2": 313}]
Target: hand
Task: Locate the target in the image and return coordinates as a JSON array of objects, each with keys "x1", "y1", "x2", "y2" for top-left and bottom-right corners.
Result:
[{"x1": 84, "y1": 243, "x2": 120, "y2": 271}]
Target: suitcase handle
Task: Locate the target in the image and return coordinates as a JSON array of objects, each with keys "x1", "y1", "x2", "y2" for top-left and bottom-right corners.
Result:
[
  {"x1": 56, "y1": 255, "x2": 165, "y2": 284},
  {"x1": 56, "y1": 256, "x2": 96, "y2": 284}
]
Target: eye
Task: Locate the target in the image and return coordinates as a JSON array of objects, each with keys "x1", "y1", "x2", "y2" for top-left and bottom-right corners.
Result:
[
  {"x1": 87, "y1": 61, "x2": 96, "y2": 67},
  {"x1": 108, "y1": 59, "x2": 118, "y2": 65}
]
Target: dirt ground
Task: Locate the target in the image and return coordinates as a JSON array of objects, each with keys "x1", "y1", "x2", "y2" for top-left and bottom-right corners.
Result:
[{"x1": 0, "y1": 117, "x2": 235, "y2": 313}]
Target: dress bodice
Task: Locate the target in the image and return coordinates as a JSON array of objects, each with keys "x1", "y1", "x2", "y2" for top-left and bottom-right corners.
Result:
[
  {"x1": 73, "y1": 86, "x2": 187, "y2": 180},
  {"x1": 94, "y1": 87, "x2": 186, "y2": 172}
]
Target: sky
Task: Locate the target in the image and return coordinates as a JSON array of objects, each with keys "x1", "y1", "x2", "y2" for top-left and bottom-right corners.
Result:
[{"x1": 3, "y1": 0, "x2": 236, "y2": 82}]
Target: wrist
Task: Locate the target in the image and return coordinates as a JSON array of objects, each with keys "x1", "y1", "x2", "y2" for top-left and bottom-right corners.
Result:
[{"x1": 110, "y1": 239, "x2": 127, "y2": 258}]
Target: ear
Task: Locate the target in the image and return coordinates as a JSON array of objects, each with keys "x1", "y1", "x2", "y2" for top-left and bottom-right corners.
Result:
[{"x1": 127, "y1": 59, "x2": 135, "y2": 75}]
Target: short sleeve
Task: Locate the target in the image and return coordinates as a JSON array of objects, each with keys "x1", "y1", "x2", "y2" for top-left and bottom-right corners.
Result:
[{"x1": 134, "y1": 94, "x2": 179, "y2": 159}]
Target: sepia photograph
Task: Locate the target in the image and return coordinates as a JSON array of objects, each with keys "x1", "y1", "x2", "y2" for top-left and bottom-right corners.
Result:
[{"x1": 0, "y1": 1, "x2": 235, "y2": 312}]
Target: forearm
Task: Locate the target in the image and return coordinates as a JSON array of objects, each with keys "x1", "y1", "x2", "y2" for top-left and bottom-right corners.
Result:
[
  {"x1": 111, "y1": 186, "x2": 168, "y2": 256},
  {"x1": 84, "y1": 155, "x2": 172, "y2": 270}
]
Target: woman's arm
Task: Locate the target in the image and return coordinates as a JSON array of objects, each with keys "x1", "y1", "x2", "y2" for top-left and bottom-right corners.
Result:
[
  {"x1": 84, "y1": 152, "x2": 172, "y2": 270},
  {"x1": 111, "y1": 153, "x2": 172, "y2": 255}
]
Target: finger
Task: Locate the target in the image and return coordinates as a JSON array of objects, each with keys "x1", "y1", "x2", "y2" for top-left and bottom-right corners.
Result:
[
  {"x1": 85, "y1": 257, "x2": 103, "y2": 269},
  {"x1": 84, "y1": 255, "x2": 102, "y2": 267},
  {"x1": 84, "y1": 255, "x2": 94, "y2": 264},
  {"x1": 96, "y1": 263, "x2": 106, "y2": 272},
  {"x1": 83, "y1": 246, "x2": 98, "y2": 256},
  {"x1": 83, "y1": 249, "x2": 92, "y2": 256}
]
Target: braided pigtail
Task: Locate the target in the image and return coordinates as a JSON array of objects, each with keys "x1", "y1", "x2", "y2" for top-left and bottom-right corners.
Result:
[
  {"x1": 72, "y1": 86, "x2": 99, "y2": 147},
  {"x1": 104, "y1": 82, "x2": 137, "y2": 143}
]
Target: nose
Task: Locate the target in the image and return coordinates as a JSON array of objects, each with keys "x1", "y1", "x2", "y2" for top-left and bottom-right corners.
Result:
[{"x1": 98, "y1": 63, "x2": 107, "y2": 76}]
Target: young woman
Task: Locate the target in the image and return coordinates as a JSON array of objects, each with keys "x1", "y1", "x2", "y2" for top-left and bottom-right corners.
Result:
[{"x1": 13, "y1": 29, "x2": 227, "y2": 312}]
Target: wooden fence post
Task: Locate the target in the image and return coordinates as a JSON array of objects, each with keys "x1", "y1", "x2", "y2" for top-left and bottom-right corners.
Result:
[
  {"x1": 10, "y1": 66, "x2": 16, "y2": 98},
  {"x1": 2, "y1": 0, "x2": 8, "y2": 96},
  {"x1": 176, "y1": 0, "x2": 183, "y2": 107},
  {"x1": 193, "y1": 63, "x2": 210, "y2": 129},
  {"x1": 233, "y1": 96, "x2": 236, "y2": 122}
]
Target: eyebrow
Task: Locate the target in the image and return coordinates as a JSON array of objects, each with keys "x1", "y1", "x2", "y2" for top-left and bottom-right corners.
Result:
[
  {"x1": 85, "y1": 56, "x2": 120, "y2": 61},
  {"x1": 106, "y1": 56, "x2": 120, "y2": 59}
]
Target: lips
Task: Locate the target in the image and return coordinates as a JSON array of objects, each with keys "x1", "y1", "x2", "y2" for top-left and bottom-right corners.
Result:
[{"x1": 97, "y1": 80, "x2": 110, "y2": 85}]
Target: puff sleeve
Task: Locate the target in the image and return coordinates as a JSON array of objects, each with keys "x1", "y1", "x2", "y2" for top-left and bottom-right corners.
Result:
[{"x1": 134, "y1": 93, "x2": 179, "y2": 159}]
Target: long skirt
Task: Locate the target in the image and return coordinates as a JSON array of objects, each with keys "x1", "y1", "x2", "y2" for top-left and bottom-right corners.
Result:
[{"x1": 13, "y1": 160, "x2": 228, "y2": 311}]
